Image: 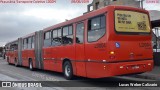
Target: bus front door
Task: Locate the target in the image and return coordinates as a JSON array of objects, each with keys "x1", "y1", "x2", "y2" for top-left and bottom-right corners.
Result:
[{"x1": 75, "y1": 22, "x2": 86, "y2": 77}]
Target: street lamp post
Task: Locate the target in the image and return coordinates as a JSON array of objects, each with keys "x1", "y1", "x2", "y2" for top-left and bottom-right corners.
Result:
[{"x1": 140, "y1": 0, "x2": 144, "y2": 9}]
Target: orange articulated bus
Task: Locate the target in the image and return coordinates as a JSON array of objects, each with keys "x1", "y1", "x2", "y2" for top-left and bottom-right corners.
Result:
[{"x1": 5, "y1": 6, "x2": 153, "y2": 80}]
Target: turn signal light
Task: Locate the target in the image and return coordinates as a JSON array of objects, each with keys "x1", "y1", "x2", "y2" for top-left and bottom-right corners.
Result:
[
  {"x1": 110, "y1": 51, "x2": 115, "y2": 55},
  {"x1": 109, "y1": 51, "x2": 115, "y2": 59}
]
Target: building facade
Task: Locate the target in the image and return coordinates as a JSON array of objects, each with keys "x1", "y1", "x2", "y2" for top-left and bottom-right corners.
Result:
[{"x1": 87, "y1": 0, "x2": 141, "y2": 12}]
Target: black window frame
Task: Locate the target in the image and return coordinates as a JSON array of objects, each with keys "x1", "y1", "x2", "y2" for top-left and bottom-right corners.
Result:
[
  {"x1": 27, "y1": 37, "x2": 32, "y2": 49},
  {"x1": 23, "y1": 38, "x2": 28, "y2": 49},
  {"x1": 87, "y1": 14, "x2": 106, "y2": 43},
  {"x1": 44, "y1": 31, "x2": 51, "y2": 47},
  {"x1": 44, "y1": 31, "x2": 51, "y2": 40},
  {"x1": 22, "y1": 36, "x2": 35, "y2": 50},
  {"x1": 76, "y1": 22, "x2": 85, "y2": 44},
  {"x1": 62, "y1": 25, "x2": 73, "y2": 45},
  {"x1": 51, "y1": 28, "x2": 62, "y2": 46},
  {"x1": 63, "y1": 26, "x2": 69, "y2": 36},
  {"x1": 10, "y1": 41, "x2": 18, "y2": 51},
  {"x1": 69, "y1": 25, "x2": 73, "y2": 35},
  {"x1": 31, "y1": 36, "x2": 35, "y2": 49}
]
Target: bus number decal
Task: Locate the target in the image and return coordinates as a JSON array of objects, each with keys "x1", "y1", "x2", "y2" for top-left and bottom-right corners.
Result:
[
  {"x1": 94, "y1": 43, "x2": 106, "y2": 48},
  {"x1": 139, "y1": 43, "x2": 151, "y2": 48}
]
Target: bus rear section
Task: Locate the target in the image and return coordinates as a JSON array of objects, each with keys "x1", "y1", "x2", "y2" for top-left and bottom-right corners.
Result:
[
  {"x1": 85, "y1": 6, "x2": 153, "y2": 78},
  {"x1": 107, "y1": 8, "x2": 153, "y2": 77}
]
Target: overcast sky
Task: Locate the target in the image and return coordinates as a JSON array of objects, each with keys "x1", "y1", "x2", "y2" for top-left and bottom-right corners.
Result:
[{"x1": 0, "y1": 0, "x2": 159, "y2": 46}]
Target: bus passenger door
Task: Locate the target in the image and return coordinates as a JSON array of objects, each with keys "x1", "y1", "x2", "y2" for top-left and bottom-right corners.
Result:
[
  {"x1": 43, "y1": 31, "x2": 54, "y2": 71},
  {"x1": 75, "y1": 22, "x2": 86, "y2": 77}
]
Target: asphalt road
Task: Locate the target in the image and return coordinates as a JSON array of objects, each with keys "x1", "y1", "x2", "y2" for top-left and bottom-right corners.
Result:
[{"x1": 0, "y1": 57, "x2": 159, "y2": 90}]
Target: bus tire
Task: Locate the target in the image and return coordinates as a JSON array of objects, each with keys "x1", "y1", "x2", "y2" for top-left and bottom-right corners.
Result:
[
  {"x1": 63, "y1": 61, "x2": 73, "y2": 80},
  {"x1": 7, "y1": 57, "x2": 10, "y2": 65},
  {"x1": 3, "y1": 54, "x2": 5, "y2": 59},
  {"x1": 14, "y1": 59, "x2": 18, "y2": 67},
  {"x1": 29, "y1": 60, "x2": 34, "y2": 71}
]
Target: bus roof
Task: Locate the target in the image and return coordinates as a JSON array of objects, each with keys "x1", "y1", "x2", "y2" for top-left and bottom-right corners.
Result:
[
  {"x1": 5, "y1": 39, "x2": 18, "y2": 45},
  {"x1": 21, "y1": 32, "x2": 35, "y2": 39},
  {"x1": 43, "y1": 5, "x2": 149, "y2": 32}
]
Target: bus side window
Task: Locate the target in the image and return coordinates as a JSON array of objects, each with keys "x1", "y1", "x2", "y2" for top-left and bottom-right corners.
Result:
[
  {"x1": 28, "y1": 37, "x2": 32, "y2": 49},
  {"x1": 62, "y1": 25, "x2": 73, "y2": 44},
  {"x1": 51, "y1": 29, "x2": 62, "y2": 46},
  {"x1": 14, "y1": 42, "x2": 18, "y2": 50},
  {"x1": 52, "y1": 29, "x2": 57, "y2": 46},
  {"x1": 32, "y1": 36, "x2": 34, "y2": 48},
  {"x1": 76, "y1": 23, "x2": 84, "y2": 43},
  {"x1": 57, "y1": 28, "x2": 62, "y2": 45},
  {"x1": 23, "y1": 39, "x2": 24, "y2": 49},
  {"x1": 88, "y1": 15, "x2": 106, "y2": 42},
  {"x1": 23, "y1": 38, "x2": 28, "y2": 49},
  {"x1": 10, "y1": 42, "x2": 18, "y2": 51},
  {"x1": 44, "y1": 31, "x2": 51, "y2": 47}
]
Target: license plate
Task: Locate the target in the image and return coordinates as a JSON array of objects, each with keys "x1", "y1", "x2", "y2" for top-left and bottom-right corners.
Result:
[{"x1": 132, "y1": 65, "x2": 139, "y2": 69}]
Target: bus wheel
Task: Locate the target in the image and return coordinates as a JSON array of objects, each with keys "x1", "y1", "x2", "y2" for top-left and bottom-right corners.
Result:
[
  {"x1": 14, "y1": 59, "x2": 18, "y2": 67},
  {"x1": 3, "y1": 54, "x2": 5, "y2": 59},
  {"x1": 63, "y1": 61, "x2": 73, "y2": 80},
  {"x1": 7, "y1": 57, "x2": 10, "y2": 65},
  {"x1": 29, "y1": 60, "x2": 34, "y2": 71}
]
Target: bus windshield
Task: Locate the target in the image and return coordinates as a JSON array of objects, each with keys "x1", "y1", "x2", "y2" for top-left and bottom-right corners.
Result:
[{"x1": 115, "y1": 10, "x2": 151, "y2": 34}]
